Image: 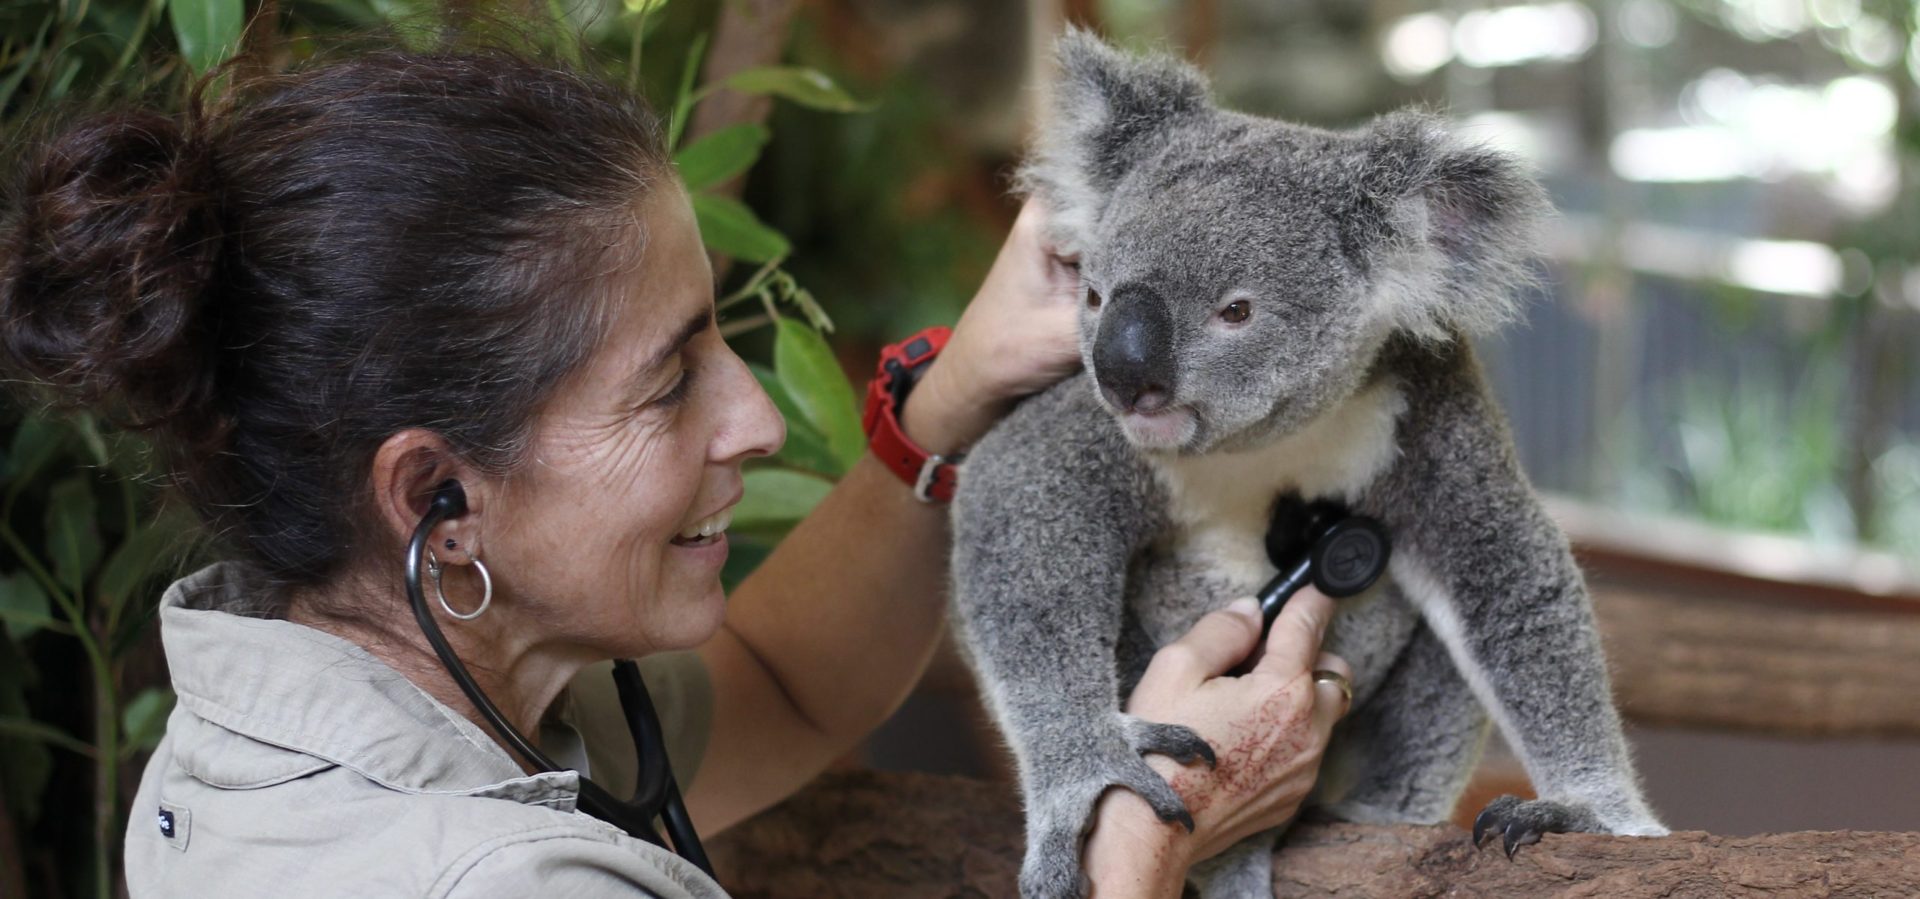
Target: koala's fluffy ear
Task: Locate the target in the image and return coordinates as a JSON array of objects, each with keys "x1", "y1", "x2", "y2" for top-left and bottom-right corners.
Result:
[
  {"x1": 1352, "y1": 110, "x2": 1551, "y2": 342},
  {"x1": 1016, "y1": 28, "x2": 1211, "y2": 255}
]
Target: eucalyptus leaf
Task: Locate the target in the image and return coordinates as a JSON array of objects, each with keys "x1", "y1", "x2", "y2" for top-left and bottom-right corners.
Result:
[
  {"x1": 732, "y1": 469, "x2": 833, "y2": 530},
  {"x1": 98, "y1": 513, "x2": 186, "y2": 617},
  {"x1": 749, "y1": 363, "x2": 843, "y2": 477},
  {"x1": 46, "y1": 476, "x2": 101, "y2": 595},
  {"x1": 723, "y1": 66, "x2": 872, "y2": 113},
  {"x1": 667, "y1": 32, "x2": 706, "y2": 149},
  {"x1": 0, "y1": 573, "x2": 52, "y2": 640},
  {"x1": 7, "y1": 415, "x2": 67, "y2": 488},
  {"x1": 673, "y1": 123, "x2": 769, "y2": 192},
  {"x1": 167, "y1": 0, "x2": 242, "y2": 74},
  {"x1": 120, "y1": 688, "x2": 175, "y2": 757},
  {"x1": 691, "y1": 194, "x2": 790, "y2": 264},
  {"x1": 773, "y1": 318, "x2": 864, "y2": 470},
  {"x1": 73, "y1": 413, "x2": 109, "y2": 467}
]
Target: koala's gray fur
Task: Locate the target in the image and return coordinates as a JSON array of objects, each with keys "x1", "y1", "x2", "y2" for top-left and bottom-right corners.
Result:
[{"x1": 949, "y1": 31, "x2": 1666, "y2": 899}]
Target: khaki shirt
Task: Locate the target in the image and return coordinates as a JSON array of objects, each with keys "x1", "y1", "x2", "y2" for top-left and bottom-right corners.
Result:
[{"x1": 125, "y1": 562, "x2": 725, "y2": 898}]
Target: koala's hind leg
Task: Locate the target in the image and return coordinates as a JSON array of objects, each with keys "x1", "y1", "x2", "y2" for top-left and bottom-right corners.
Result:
[
  {"x1": 1321, "y1": 623, "x2": 1489, "y2": 824},
  {"x1": 1187, "y1": 832, "x2": 1277, "y2": 899}
]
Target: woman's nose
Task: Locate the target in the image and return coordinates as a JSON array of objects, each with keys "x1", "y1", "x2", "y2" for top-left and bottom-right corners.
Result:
[{"x1": 716, "y1": 348, "x2": 786, "y2": 462}]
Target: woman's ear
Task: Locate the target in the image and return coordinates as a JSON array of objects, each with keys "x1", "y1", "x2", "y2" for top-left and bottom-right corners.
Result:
[{"x1": 368, "y1": 428, "x2": 487, "y2": 561}]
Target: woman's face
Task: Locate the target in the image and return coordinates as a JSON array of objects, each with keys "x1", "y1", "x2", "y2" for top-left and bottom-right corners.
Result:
[{"x1": 486, "y1": 183, "x2": 783, "y2": 658}]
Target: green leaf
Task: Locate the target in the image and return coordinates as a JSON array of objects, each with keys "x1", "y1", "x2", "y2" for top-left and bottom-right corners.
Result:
[
  {"x1": 120, "y1": 688, "x2": 175, "y2": 757},
  {"x1": 732, "y1": 469, "x2": 833, "y2": 530},
  {"x1": 167, "y1": 0, "x2": 242, "y2": 73},
  {"x1": 46, "y1": 476, "x2": 101, "y2": 595},
  {"x1": 667, "y1": 32, "x2": 707, "y2": 150},
  {"x1": 0, "y1": 573, "x2": 53, "y2": 640},
  {"x1": 73, "y1": 413, "x2": 109, "y2": 467},
  {"x1": 0, "y1": 15, "x2": 53, "y2": 114},
  {"x1": 0, "y1": 717, "x2": 95, "y2": 758},
  {"x1": 723, "y1": 66, "x2": 872, "y2": 113},
  {"x1": 773, "y1": 318, "x2": 864, "y2": 470},
  {"x1": 7, "y1": 415, "x2": 67, "y2": 488},
  {"x1": 673, "y1": 123, "x2": 770, "y2": 193},
  {"x1": 691, "y1": 194, "x2": 790, "y2": 264},
  {"x1": 98, "y1": 512, "x2": 187, "y2": 617},
  {"x1": 749, "y1": 363, "x2": 843, "y2": 477}
]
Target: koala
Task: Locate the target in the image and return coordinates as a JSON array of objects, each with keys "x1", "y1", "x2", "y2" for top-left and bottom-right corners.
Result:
[{"x1": 948, "y1": 31, "x2": 1667, "y2": 899}]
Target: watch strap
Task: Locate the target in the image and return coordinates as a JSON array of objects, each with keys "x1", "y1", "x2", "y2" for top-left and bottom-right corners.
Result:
[{"x1": 863, "y1": 326, "x2": 960, "y2": 503}]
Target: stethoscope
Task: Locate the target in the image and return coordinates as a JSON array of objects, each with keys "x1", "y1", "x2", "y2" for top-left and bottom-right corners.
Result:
[
  {"x1": 1238, "y1": 495, "x2": 1393, "y2": 670},
  {"x1": 405, "y1": 479, "x2": 712, "y2": 875}
]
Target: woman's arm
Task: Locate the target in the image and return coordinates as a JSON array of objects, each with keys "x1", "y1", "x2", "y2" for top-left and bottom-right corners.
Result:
[{"x1": 687, "y1": 201, "x2": 1082, "y2": 831}]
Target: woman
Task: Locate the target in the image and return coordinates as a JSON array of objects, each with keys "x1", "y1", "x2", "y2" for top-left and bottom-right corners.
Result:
[{"x1": 0, "y1": 42, "x2": 1350, "y2": 898}]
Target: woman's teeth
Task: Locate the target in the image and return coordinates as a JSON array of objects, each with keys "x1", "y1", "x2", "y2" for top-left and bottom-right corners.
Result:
[{"x1": 672, "y1": 508, "x2": 733, "y2": 545}]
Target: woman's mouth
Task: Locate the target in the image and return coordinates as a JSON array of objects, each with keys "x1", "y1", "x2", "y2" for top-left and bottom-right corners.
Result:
[{"x1": 670, "y1": 506, "x2": 733, "y2": 547}]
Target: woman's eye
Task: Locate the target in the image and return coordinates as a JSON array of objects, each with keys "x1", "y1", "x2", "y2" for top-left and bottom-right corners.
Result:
[
  {"x1": 654, "y1": 368, "x2": 696, "y2": 408},
  {"x1": 1220, "y1": 300, "x2": 1251, "y2": 324}
]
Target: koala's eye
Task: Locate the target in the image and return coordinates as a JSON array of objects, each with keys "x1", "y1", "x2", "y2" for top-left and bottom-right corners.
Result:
[
  {"x1": 1086, "y1": 287, "x2": 1103, "y2": 310},
  {"x1": 1220, "y1": 300, "x2": 1251, "y2": 324}
]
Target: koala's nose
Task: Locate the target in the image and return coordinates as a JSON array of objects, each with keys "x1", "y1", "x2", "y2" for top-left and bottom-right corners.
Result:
[{"x1": 1092, "y1": 289, "x2": 1175, "y2": 414}]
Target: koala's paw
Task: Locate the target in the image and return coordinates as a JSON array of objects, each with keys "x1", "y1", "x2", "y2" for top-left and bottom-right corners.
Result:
[
  {"x1": 1471, "y1": 795, "x2": 1605, "y2": 859},
  {"x1": 1118, "y1": 712, "x2": 1217, "y2": 771},
  {"x1": 1016, "y1": 714, "x2": 1213, "y2": 898}
]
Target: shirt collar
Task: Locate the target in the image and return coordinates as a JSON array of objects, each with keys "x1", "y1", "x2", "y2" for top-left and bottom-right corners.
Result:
[{"x1": 159, "y1": 561, "x2": 584, "y2": 807}]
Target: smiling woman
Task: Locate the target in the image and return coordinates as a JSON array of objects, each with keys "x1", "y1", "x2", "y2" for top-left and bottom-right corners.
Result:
[{"x1": 0, "y1": 23, "x2": 1347, "y2": 899}]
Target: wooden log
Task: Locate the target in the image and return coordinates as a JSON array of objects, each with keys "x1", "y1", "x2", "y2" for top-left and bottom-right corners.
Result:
[
  {"x1": 1593, "y1": 585, "x2": 1920, "y2": 738},
  {"x1": 708, "y1": 769, "x2": 1920, "y2": 899},
  {"x1": 1547, "y1": 494, "x2": 1920, "y2": 737}
]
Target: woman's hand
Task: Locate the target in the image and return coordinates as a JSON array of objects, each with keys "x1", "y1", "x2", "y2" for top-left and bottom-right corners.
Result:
[
  {"x1": 1082, "y1": 590, "x2": 1352, "y2": 896},
  {"x1": 901, "y1": 198, "x2": 1083, "y2": 453}
]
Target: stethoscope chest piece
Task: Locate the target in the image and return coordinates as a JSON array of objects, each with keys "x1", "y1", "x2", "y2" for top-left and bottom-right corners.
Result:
[{"x1": 1253, "y1": 494, "x2": 1393, "y2": 637}]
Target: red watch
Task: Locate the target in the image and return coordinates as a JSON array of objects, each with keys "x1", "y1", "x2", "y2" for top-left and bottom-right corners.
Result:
[{"x1": 863, "y1": 326, "x2": 960, "y2": 503}]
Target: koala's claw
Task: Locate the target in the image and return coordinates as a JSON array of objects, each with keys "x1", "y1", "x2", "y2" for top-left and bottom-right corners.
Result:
[
  {"x1": 1017, "y1": 716, "x2": 1205, "y2": 897},
  {"x1": 1471, "y1": 794, "x2": 1605, "y2": 860},
  {"x1": 1123, "y1": 716, "x2": 1217, "y2": 769}
]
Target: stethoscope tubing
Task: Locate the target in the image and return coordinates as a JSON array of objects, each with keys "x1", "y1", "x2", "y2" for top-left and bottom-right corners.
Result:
[{"x1": 405, "y1": 481, "x2": 711, "y2": 874}]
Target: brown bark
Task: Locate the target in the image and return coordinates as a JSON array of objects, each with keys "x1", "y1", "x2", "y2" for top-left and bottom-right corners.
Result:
[
  {"x1": 1594, "y1": 584, "x2": 1920, "y2": 738},
  {"x1": 686, "y1": 0, "x2": 804, "y2": 177},
  {"x1": 708, "y1": 770, "x2": 1920, "y2": 899},
  {"x1": 1545, "y1": 496, "x2": 1920, "y2": 738}
]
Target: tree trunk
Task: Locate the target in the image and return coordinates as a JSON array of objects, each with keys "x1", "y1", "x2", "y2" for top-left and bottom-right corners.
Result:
[
  {"x1": 687, "y1": 0, "x2": 803, "y2": 178},
  {"x1": 708, "y1": 769, "x2": 1920, "y2": 898}
]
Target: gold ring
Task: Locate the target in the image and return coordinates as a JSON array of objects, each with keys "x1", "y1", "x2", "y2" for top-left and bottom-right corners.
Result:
[{"x1": 1312, "y1": 669, "x2": 1352, "y2": 708}]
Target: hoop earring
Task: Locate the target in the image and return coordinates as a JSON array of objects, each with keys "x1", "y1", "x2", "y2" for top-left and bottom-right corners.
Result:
[{"x1": 426, "y1": 549, "x2": 493, "y2": 621}]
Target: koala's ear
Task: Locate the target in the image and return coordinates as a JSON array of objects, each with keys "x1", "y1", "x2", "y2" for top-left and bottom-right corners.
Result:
[
  {"x1": 1016, "y1": 28, "x2": 1211, "y2": 255},
  {"x1": 1352, "y1": 110, "x2": 1552, "y2": 342}
]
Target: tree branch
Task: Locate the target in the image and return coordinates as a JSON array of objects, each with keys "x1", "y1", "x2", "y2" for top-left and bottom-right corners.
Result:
[{"x1": 708, "y1": 770, "x2": 1920, "y2": 898}]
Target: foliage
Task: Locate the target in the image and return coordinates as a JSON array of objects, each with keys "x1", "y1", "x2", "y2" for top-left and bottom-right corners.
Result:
[{"x1": 0, "y1": 0, "x2": 874, "y2": 895}]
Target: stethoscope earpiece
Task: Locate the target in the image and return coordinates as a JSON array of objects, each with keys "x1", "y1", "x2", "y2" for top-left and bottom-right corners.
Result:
[
  {"x1": 402, "y1": 477, "x2": 709, "y2": 873},
  {"x1": 430, "y1": 478, "x2": 468, "y2": 519}
]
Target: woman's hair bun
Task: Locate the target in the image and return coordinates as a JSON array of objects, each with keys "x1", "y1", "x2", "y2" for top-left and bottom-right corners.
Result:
[{"x1": 0, "y1": 106, "x2": 224, "y2": 438}]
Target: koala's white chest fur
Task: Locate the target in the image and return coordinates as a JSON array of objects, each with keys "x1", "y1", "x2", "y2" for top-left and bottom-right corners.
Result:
[{"x1": 1148, "y1": 381, "x2": 1408, "y2": 588}]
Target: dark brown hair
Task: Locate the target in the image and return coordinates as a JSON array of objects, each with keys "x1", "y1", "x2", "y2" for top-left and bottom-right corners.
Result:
[{"x1": 0, "y1": 42, "x2": 673, "y2": 608}]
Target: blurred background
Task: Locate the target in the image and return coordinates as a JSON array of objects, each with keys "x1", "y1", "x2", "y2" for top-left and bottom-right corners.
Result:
[{"x1": 1, "y1": 0, "x2": 1916, "y2": 895}]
